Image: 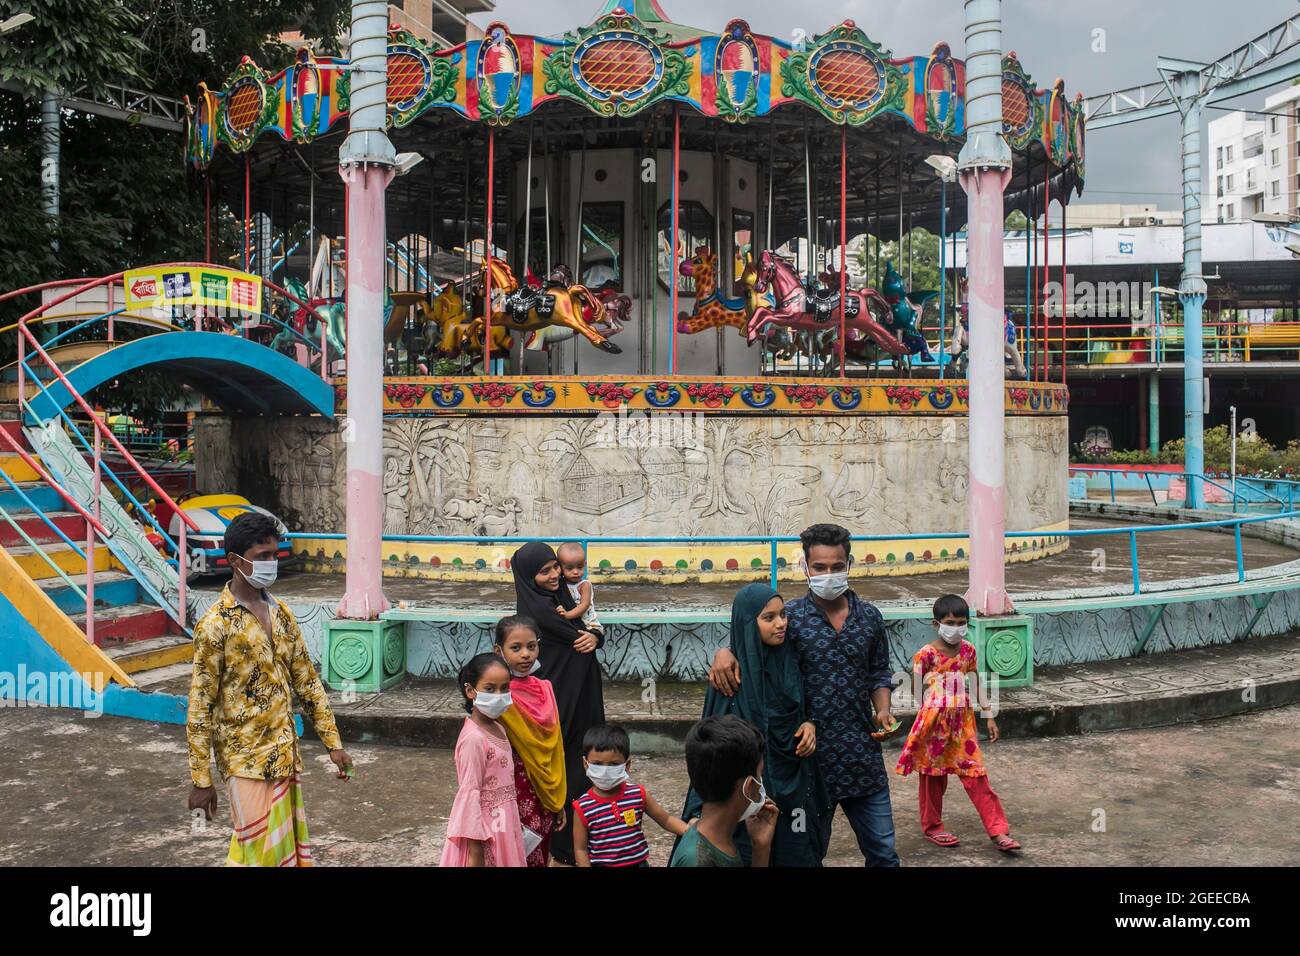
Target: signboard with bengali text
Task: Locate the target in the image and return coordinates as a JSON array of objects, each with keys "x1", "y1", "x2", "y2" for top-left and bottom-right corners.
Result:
[{"x1": 123, "y1": 267, "x2": 262, "y2": 314}]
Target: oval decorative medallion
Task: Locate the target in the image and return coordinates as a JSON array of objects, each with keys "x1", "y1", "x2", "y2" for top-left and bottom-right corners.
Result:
[
  {"x1": 387, "y1": 48, "x2": 431, "y2": 109},
  {"x1": 809, "y1": 41, "x2": 883, "y2": 112},
  {"x1": 478, "y1": 26, "x2": 520, "y2": 115},
  {"x1": 716, "y1": 27, "x2": 759, "y2": 114},
  {"x1": 573, "y1": 31, "x2": 663, "y2": 104},
  {"x1": 1001, "y1": 73, "x2": 1036, "y2": 144},
  {"x1": 224, "y1": 77, "x2": 265, "y2": 139}
]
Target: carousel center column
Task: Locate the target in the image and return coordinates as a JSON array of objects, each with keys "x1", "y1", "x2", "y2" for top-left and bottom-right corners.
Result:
[{"x1": 958, "y1": 0, "x2": 1022, "y2": 645}]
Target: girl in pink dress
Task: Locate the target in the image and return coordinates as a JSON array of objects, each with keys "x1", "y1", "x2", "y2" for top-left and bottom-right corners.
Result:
[{"x1": 440, "y1": 653, "x2": 529, "y2": 867}]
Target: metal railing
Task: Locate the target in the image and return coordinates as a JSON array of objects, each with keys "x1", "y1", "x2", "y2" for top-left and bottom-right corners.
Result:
[
  {"x1": 1069, "y1": 464, "x2": 1300, "y2": 514},
  {"x1": 285, "y1": 504, "x2": 1300, "y2": 599}
]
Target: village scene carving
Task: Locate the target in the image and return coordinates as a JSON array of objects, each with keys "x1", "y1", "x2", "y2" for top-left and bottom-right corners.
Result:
[{"x1": 200, "y1": 414, "x2": 1067, "y2": 540}]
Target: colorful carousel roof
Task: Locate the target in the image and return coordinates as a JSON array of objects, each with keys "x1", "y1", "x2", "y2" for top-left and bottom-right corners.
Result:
[{"x1": 185, "y1": 7, "x2": 1085, "y2": 181}]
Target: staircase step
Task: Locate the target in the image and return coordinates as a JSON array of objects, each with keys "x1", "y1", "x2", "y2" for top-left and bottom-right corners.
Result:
[
  {"x1": 0, "y1": 510, "x2": 85, "y2": 548},
  {"x1": 5, "y1": 541, "x2": 114, "y2": 580},
  {"x1": 0, "y1": 481, "x2": 64, "y2": 515},
  {"x1": 0, "y1": 451, "x2": 42, "y2": 484},
  {"x1": 0, "y1": 419, "x2": 25, "y2": 449},
  {"x1": 38, "y1": 570, "x2": 140, "y2": 614},
  {"x1": 106, "y1": 635, "x2": 193, "y2": 675},
  {"x1": 129, "y1": 661, "x2": 194, "y2": 690},
  {"x1": 72, "y1": 602, "x2": 172, "y2": 646}
]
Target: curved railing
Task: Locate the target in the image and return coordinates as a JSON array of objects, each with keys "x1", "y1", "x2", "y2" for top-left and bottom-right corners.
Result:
[
  {"x1": 1069, "y1": 463, "x2": 1300, "y2": 513},
  {"x1": 285, "y1": 506, "x2": 1300, "y2": 599}
]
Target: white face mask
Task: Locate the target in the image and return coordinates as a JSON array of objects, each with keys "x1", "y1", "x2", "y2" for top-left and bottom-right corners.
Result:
[
  {"x1": 472, "y1": 690, "x2": 513, "y2": 719},
  {"x1": 806, "y1": 566, "x2": 850, "y2": 601},
  {"x1": 586, "y1": 762, "x2": 629, "y2": 790},
  {"x1": 938, "y1": 623, "x2": 968, "y2": 646},
  {"x1": 510, "y1": 660, "x2": 541, "y2": 678},
  {"x1": 235, "y1": 555, "x2": 278, "y2": 589},
  {"x1": 738, "y1": 776, "x2": 767, "y2": 822}
]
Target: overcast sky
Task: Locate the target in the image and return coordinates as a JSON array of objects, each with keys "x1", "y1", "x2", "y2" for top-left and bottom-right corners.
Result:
[{"x1": 471, "y1": 0, "x2": 1300, "y2": 210}]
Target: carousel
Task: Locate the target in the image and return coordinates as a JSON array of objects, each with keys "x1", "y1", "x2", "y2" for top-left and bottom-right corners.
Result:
[{"x1": 185, "y1": 1, "x2": 1080, "y2": 581}]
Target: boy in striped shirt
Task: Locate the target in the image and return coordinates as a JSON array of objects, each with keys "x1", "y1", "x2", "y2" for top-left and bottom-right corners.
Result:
[{"x1": 573, "y1": 724, "x2": 689, "y2": 867}]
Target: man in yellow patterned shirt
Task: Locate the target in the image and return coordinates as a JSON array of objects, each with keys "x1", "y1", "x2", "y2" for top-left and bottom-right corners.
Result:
[{"x1": 186, "y1": 512, "x2": 352, "y2": 866}]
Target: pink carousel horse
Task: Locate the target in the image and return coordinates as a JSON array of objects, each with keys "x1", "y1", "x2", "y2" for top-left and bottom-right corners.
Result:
[{"x1": 744, "y1": 250, "x2": 908, "y2": 359}]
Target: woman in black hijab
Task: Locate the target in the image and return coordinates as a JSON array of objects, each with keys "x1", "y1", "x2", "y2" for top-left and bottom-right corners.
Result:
[{"x1": 511, "y1": 541, "x2": 605, "y2": 864}]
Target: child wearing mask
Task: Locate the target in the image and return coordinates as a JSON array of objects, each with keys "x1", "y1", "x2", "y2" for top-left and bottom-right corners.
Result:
[
  {"x1": 895, "y1": 594, "x2": 1021, "y2": 853},
  {"x1": 493, "y1": 616, "x2": 567, "y2": 868},
  {"x1": 441, "y1": 653, "x2": 528, "y2": 867},
  {"x1": 572, "y1": 724, "x2": 688, "y2": 867},
  {"x1": 670, "y1": 714, "x2": 779, "y2": 867}
]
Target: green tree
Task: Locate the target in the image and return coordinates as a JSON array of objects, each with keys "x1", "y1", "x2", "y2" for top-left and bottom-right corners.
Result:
[{"x1": 0, "y1": 0, "x2": 348, "y2": 415}]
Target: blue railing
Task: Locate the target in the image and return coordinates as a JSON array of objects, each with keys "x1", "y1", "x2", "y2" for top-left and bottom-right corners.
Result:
[
  {"x1": 286, "y1": 507, "x2": 1300, "y2": 598},
  {"x1": 19, "y1": 359, "x2": 181, "y2": 555},
  {"x1": 1069, "y1": 464, "x2": 1300, "y2": 515}
]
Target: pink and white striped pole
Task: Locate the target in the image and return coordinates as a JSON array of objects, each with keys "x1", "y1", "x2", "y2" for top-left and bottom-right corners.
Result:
[
  {"x1": 959, "y1": 0, "x2": 1014, "y2": 617},
  {"x1": 336, "y1": 0, "x2": 394, "y2": 620}
]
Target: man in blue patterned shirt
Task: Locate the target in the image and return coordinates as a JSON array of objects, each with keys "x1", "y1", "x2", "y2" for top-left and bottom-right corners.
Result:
[{"x1": 709, "y1": 523, "x2": 901, "y2": 866}]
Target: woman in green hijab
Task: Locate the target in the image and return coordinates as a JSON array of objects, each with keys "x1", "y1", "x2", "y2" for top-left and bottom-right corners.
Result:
[{"x1": 679, "y1": 583, "x2": 831, "y2": 866}]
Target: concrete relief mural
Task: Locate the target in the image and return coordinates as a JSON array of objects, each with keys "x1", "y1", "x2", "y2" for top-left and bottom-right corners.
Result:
[{"x1": 197, "y1": 412, "x2": 1068, "y2": 540}]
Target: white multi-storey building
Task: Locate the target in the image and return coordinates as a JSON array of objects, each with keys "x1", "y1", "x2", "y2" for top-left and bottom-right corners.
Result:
[
  {"x1": 1261, "y1": 84, "x2": 1300, "y2": 222},
  {"x1": 1207, "y1": 85, "x2": 1300, "y2": 224},
  {"x1": 1206, "y1": 111, "x2": 1266, "y2": 223}
]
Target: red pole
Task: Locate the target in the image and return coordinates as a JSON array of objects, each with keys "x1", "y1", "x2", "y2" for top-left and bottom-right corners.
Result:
[
  {"x1": 205, "y1": 176, "x2": 212, "y2": 263},
  {"x1": 1040, "y1": 162, "x2": 1050, "y2": 381},
  {"x1": 243, "y1": 154, "x2": 251, "y2": 272},
  {"x1": 485, "y1": 128, "x2": 495, "y2": 373},
  {"x1": 839, "y1": 125, "x2": 848, "y2": 378},
  {"x1": 1060, "y1": 196, "x2": 1067, "y2": 384},
  {"x1": 670, "y1": 106, "x2": 681, "y2": 375}
]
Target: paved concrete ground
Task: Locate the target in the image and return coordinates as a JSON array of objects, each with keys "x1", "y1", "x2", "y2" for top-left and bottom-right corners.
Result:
[
  {"x1": 1, "y1": 702, "x2": 1297, "y2": 867},
  {"x1": 198, "y1": 516, "x2": 1298, "y2": 607},
  {"x1": 319, "y1": 633, "x2": 1300, "y2": 749}
]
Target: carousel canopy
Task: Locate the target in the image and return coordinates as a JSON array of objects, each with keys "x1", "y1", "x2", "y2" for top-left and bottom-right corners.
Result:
[{"x1": 186, "y1": 6, "x2": 1084, "y2": 250}]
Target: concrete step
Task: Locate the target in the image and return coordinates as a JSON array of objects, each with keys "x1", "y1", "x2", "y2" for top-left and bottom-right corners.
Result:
[
  {"x1": 0, "y1": 419, "x2": 26, "y2": 449},
  {"x1": 129, "y1": 661, "x2": 193, "y2": 689},
  {"x1": 38, "y1": 570, "x2": 140, "y2": 615},
  {"x1": 0, "y1": 451, "x2": 42, "y2": 484},
  {"x1": 0, "y1": 510, "x2": 85, "y2": 548},
  {"x1": 0, "y1": 481, "x2": 64, "y2": 515},
  {"x1": 105, "y1": 635, "x2": 192, "y2": 675},
  {"x1": 71, "y1": 602, "x2": 173, "y2": 646},
  {"x1": 5, "y1": 541, "x2": 113, "y2": 580}
]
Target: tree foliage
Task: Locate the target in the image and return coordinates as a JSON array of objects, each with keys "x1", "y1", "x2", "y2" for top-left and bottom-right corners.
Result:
[{"x1": 0, "y1": 0, "x2": 348, "y2": 413}]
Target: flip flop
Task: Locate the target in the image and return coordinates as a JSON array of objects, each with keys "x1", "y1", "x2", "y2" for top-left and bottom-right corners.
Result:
[
  {"x1": 925, "y1": 831, "x2": 960, "y2": 847},
  {"x1": 992, "y1": 834, "x2": 1021, "y2": 852}
]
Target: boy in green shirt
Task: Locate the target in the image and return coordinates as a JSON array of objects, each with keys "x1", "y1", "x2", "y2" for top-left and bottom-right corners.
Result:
[{"x1": 670, "y1": 715, "x2": 778, "y2": 867}]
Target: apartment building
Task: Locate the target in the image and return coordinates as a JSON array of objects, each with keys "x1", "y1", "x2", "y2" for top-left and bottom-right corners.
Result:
[{"x1": 1208, "y1": 84, "x2": 1300, "y2": 224}]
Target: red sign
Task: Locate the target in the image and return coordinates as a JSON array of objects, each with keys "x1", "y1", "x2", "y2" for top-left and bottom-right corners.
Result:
[
  {"x1": 229, "y1": 278, "x2": 258, "y2": 309},
  {"x1": 130, "y1": 277, "x2": 159, "y2": 299}
]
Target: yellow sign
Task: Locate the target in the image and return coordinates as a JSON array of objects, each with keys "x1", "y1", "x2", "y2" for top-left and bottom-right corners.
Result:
[{"x1": 124, "y1": 267, "x2": 263, "y2": 313}]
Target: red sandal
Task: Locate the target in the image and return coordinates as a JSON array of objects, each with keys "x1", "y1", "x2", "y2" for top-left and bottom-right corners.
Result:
[
  {"x1": 925, "y1": 831, "x2": 961, "y2": 847},
  {"x1": 992, "y1": 834, "x2": 1021, "y2": 852}
]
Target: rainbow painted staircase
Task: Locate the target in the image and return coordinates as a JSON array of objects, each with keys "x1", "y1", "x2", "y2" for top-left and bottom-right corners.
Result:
[{"x1": 0, "y1": 418, "x2": 193, "y2": 698}]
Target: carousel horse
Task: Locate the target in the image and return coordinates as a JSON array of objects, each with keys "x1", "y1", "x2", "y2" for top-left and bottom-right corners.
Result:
[
  {"x1": 950, "y1": 303, "x2": 1028, "y2": 379},
  {"x1": 675, "y1": 247, "x2": 750, "y2": 334},
  {"x1": 745, "y1": 250, "x2": 908, "y2": 359},
  {"x1": 880, "y1": 262, "x2": 939, "y2": 361},
  {"x1": 421, "y1": 284, "x2": 511, "y2": 357},
  {"x1": 486, "y1": 257, "x2": 622, "y2": 354},
  {"x1": 525, "y1": 288, "x2": 631, "y2": 351},
  {"x1": 269, "y1": 277, "x2": 347, "y2": 366}
]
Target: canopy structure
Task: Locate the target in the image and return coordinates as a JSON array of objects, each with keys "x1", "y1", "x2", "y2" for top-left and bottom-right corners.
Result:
[{"x1": 185, "y1": 8, "x2": 1084, "y2": 238}]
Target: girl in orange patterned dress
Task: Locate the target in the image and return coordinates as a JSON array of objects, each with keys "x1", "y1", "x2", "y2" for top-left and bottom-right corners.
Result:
[{"x1": 895, "y1": 595, "x2": 1021, "y2": 853}]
